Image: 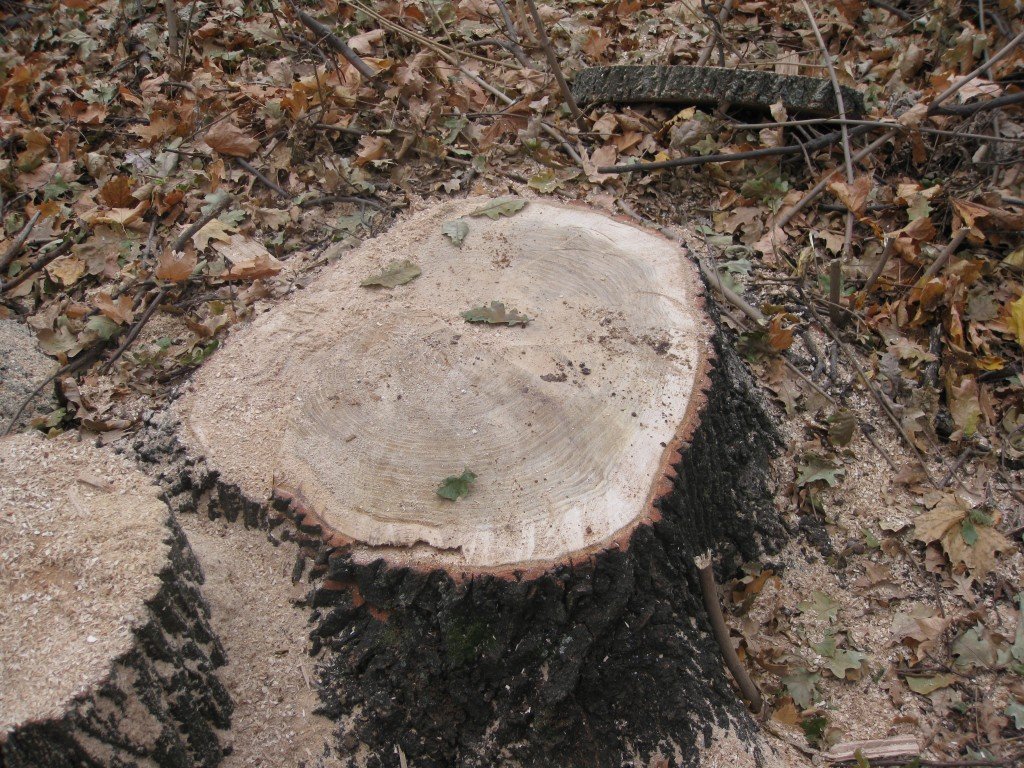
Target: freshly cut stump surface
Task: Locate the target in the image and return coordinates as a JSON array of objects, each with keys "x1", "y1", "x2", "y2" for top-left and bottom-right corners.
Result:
[
  {"x1": 0, "y1": 432, "x2": 232, "y2": 767},
  {"x1": 178, "y1": 198, "x2": 710, "y2": 572},
  {"x1": 171, "y1": 198, "x2": 785, "y2": 767}
]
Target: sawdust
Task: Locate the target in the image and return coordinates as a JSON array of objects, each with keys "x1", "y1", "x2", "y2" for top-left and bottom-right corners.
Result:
[
  {"x1": 0, "y1": 317, "x2": 57, "y2": 432},
  {"x1": 178, "y1": 512, "x2": 338, "y2": 768},
  {"x1": 0, "y1": 432, "x2": 168, "y2": 733}
]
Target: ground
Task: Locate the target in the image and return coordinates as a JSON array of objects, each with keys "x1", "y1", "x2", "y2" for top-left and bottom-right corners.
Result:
[{"x1": 0, "y1": 0, "x2": 1022, "y2": 766}]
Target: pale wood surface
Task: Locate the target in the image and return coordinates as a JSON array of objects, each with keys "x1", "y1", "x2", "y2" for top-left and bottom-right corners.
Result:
[{"x1": 178, "y1": 198, "x2": 711, "y2": 570}]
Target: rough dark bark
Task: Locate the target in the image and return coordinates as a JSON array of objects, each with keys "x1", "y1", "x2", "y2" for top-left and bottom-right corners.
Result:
[
  {"x1": 573, "y1": 65, "x2": 865, "y2": 117},
  {"x1": 0, "y1": 517, "x2": 233, "y2": 768},
  {"x1": 130, "y1": 313, "x2": 784, "y2": 768}
]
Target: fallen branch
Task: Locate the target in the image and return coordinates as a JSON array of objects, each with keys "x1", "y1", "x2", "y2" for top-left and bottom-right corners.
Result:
[
  {"x1": 0, "y1": 234, "x2": 79, "y2": 294},
  {"x1": 0, "y1": 211, "x2": 40, "y2": 274},
  {"x1": 774, "y1": 128, "x2": 897, "y2": 230},
  {"x1": 928, "y1": 29, "x2": 1024, "y2": 112},
  {"x1": 522, "y1": 0, "x2": 585, "y2": 127},
  {"x1": 598, "y1": 123, "x2": 874, "y2": 174},
  {"x1": 236, "y1": 157, "x2": 289, "y2": 198},
  {"x1": 293, "y1": 6, "x2": 377, "y2": 80},
  {"x1": 172, "y1": 196, "x2": 232, "y2": 252},
  {"x1": 100, "y1": 287, "x2": 167, "y2": 374},
  {"x1": 696, "y1": 554, "x2": 763, "y2": 713}
]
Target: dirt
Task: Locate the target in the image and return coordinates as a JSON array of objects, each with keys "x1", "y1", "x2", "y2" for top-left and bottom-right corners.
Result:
[
  {"x1": 177, "y1": 512, "x2": 338, "y2": 768},
  {"x1": 0, "y1": 318, "x2": 57, "y2": 432}
]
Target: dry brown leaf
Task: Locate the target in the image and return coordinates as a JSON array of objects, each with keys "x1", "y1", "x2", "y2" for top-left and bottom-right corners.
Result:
[
  {"x1": 204, "y1": 120, "x2": 260, "y2": 158},
  {"x1": 828, "y1": 176, "x2": 872, "y2": 216},
  {"x1": 46, "y1": 255, "x2": 87, "y2": 286},
  {"x1": 355, "y1": 135, "x2": 389, "y2": 166},
  {"x1": 192, "y1": 218, "x2": 236, "y2": 250},
  {"x1": 93, "y1": 292, "x2": 134, "y2": 324},
  {"x1": 99, "y1": 175, "x2": 136, "y2": 208},
  {"x1": 213, "y1": 234, "x2": 284, "y2": 281},
  {"x1": 913, "y1": 497, "x2": 1011, "y2": 577},
  {"x1": 156, "y1": 245, "x2": 197, "y2": 282}
]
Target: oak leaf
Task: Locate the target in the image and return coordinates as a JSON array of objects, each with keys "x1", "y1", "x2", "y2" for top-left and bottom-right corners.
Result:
[{"x1": 204, "y1": 121, "x2": 260, "y2": 158}]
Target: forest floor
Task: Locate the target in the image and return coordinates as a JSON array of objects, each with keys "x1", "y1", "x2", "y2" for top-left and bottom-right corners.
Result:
[{"x1": 1, "y1": 0, "x2": 1022, "y2": 766}]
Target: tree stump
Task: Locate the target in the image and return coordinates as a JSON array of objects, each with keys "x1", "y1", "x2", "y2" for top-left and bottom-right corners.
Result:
[
  {"x1": 171, "y1": 199, "x2": 784, "y2": 766},
  {"x1": 0, "y1": 432, "x2": 232, "y2": 767}
]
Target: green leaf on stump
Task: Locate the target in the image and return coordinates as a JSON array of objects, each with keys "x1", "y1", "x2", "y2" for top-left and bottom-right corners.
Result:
[{"x1": 437, "y1": 469, "x2": 477, "y2": 501}]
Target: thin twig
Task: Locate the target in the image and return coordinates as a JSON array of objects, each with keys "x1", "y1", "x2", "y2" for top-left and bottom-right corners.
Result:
[
  {"x1": 931, "y1": 91, "x2": 1024, "y2": 116},
  {"x1": 236, "y1": 157, "x2": 289, "y2": 198},
  {"x1": 2, "y1": 346, "x2": 104, "y2": 437},
  {"x1": 729, "y1": 117, "x2": 1024, "y2": 143},
  {"x1": 696, "y1": 0, "x2": 734, "y2": 67},
  {"x1": 917, "y1": 228, "x2": 970, "y2": 284},
  {"x1": 774, "y1": 129, "x2": 897, "y2": 230},
  {"x1": 172, "y1": 196, "x2": 232, "y2": 252},
  {"x1": 929, "y1": 29, "x2": 1024, "y2": 112},
  {"x1": 292, "y1": 6, "x2": 377, "y2": 80},
  {"x1": 164, "y1": 0, "x2": 179, "y2": 60},
  {"x1": 0, "y1": 235, "x2": 78, "y2": 294},
  {"x1": 492, "y1": 0, "x2": 532, "y2": 67},
  {"x1": 598, "y1": 124, "x2": 875, "y2": 174},
  {"x1": 861, "y1": 236, "x2": 896, "y2": 295},
  {"x1": 801, "y1": 290, "x2": 938, "y2": 487},
  {"x1": 299, "y1": 194, "x2": 388, "y2": 210},
  {"x1": 0, "y1": 211, "x2": 41, "y2": 273},
  {"x1": 100, "y1": 287, "x2": 168, "y2": 374},
  {"x1": 697, "y1": 556, "x2": 763, "y2": 713},
  {"x1": 522, "y1": 0, "x2": 586, "y2": 127}
]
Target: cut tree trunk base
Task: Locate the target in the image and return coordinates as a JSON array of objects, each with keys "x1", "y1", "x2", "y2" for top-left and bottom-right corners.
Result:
[
  {"x1": 130, "y1": 199, "x2": 786, "y2": 767},
  {"x1": 0, "y1": 434, "x2": 232, "y2": 768}
]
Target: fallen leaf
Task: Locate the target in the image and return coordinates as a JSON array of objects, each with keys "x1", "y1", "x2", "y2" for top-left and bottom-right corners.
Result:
[
  {"x1": 1010, "y1": 292, "x2": 1024, "y2": 349},
  {"x1": 156, "y1": 245, "x2": 197, "y2": 282},
  {"x1": 468, "y1": 197, "x2": 527, "y2": 220},
  {"x1": 99, "y1": 175, "x2": 136, "y2": 208},
  {"x1": 827, "y1": 410, "x2": 857, "y2": 446},
  {"x1": 913, "y1": 496, "x2": 1011, "y2": 577},
  {"x1": 828, "y1": 176, "x2": 872, "y2": 216},
  {"x1": 361, "y1": 259, "x2": 421, "y2": 288},
  {"x1": 442, "y1": 219, "x2": 469, "y2": 246},
  {"x1": 528, "y1": 169, "x2": 561, "y2": 194},
  {"x1": 213, "y1": 234, "x2": 284, "y2": 281},
  {"x1": 437, "y1": 469, "x2": 476, "y2": 500},
  {"x1": 94, "y1": 291, "x2": 134, "y2": 324},
  {"x1": 204, "y1": 120, "x2": 260, "y2": 158},
  {"x1": 798, "y1": 590, "x2": 841, "y2": 621},
  {"x1": 193, "y1": 218, "x2": 236, "y2": 250},
  {"x1": 951, "y1": 623, "x2": 996, "y2": 670},
  {"x1": 46, "y1": 255, "x2": 87, "y2": 286},
  {"x1": 906, "y1": 674, "x2": 956, "y2": 695},
  {"x1": 782, "y1": 670, "x2": 820, "y2": 710},
  {"x1": 796, "y1": 454, "x2": 844, "y2": 487},
  {"x1": 85, "y1": 315, "x2": 121, "y2": 340},
  {"x1": 461, "y1": 301, "x2": 530, "y2": 327}
]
